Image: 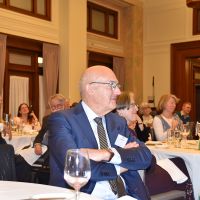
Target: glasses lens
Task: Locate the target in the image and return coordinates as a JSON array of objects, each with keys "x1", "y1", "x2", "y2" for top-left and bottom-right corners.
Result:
[{"x1": 110, "y1": 81, "x2": 120, "y2": 89}]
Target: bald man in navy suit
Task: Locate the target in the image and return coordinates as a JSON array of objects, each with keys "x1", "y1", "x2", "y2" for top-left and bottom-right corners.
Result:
[{"x1": 48, "y1": 66, "x2": 152, "y2": 200}]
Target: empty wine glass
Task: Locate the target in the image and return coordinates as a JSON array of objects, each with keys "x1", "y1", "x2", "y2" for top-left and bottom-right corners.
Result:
[
  {"x1": 64, "y1": 149, "x2": 91, "y2": 200},
  {"x1": 195, "y1": 121, "x2": 200, "y2": 139},
  {"x1": 179, "y1": 124, "x2": 190, "y2": 148}
]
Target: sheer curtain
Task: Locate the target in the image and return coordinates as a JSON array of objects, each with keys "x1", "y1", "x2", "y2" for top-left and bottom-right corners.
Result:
[
  {"x1": 0, "y1": 34, "x2": 7, "y2": 117},
  {"x1": 43, "y1": 43, "x2": 60, "y2": 113},
  {"x1": 113, "y1": 57, "x2": 125, "y2": 90},
  {"x1": 9, "y1": 76, "x2": 29, "y2": 117}
]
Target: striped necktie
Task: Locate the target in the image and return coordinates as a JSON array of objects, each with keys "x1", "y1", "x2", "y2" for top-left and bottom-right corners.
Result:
[{"x1": 94, "y1": 117, "x2": 126, "y2": 197}]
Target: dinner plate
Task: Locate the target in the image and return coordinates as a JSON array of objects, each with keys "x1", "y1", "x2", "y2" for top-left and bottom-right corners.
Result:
[
  {"x1": 145, "y1": 141, "x2": 162, "y2": 145},
  {"x1": 31, "y1": 192, "x2": 74, "y2": 200}
]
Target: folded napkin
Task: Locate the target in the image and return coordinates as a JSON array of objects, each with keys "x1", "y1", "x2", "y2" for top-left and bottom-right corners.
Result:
[
  {"x1": 16, "y1": 145, "x2": 48, "y2": 165},
  {"x1": 157, "y1": 158, "x2": 188, "y2": 184},
  {"x1": 117, "y1": 195, "x2": 137, "y2": 200}
]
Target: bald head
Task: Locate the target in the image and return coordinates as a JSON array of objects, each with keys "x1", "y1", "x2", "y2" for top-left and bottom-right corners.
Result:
[
  {"x1": 79, "y1": 65, "x2": 121, "y2": 116},
  {"x1": 80, "y1": 65, "x2": 116, "y2": 98}
]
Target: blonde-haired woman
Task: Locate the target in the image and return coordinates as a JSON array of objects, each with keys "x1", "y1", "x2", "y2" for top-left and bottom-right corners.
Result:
[{"x1": 153, "y1": 94, "x2": 182, "y2": 141}]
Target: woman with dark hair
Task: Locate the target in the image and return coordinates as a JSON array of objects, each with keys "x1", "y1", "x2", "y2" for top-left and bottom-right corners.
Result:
[
  {"x1": 116, "y1": 91, "x2": 150, "y2": 142},
  {"x1": 14, "y1": 103, "x2": 41, "y2": 131}
]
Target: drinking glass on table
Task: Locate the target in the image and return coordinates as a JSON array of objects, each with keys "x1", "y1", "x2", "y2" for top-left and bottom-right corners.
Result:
[
  {"x1": 64, "y1": 149, "x2": 91, "y2": 200},
  {"x1": 195, "y1": 121, "x2": 200, "y2": 139},
  {"x1": 195, "y1": 122, "x2": 200, "y2": 150},
  {"x1": 174, "y1": 130, "x2": 181, "y2": 148},
  {"x1": 167, "y1": 129, "x2": 174, "y2": 147},
  {"x1": 179, "y1": 124, "x2": 190, "y2": 148},
  {"x1": 0, "y1": 122, "x2": 3, "y2": 133}
]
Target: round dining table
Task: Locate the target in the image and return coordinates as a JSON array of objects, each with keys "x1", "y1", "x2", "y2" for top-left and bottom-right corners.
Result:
[{"x1": 0, "y1": 181, "x2": 103, "y2": 200}]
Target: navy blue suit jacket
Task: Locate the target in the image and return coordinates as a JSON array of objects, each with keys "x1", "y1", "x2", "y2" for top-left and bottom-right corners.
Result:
[{"x1": 48, "y1": 102, "x2": 152, "y2": 200}]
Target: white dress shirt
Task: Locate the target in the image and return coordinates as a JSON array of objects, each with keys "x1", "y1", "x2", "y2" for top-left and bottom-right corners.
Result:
[{"x1": 81, "y1": 101, "x2": 121, "y2": 200}]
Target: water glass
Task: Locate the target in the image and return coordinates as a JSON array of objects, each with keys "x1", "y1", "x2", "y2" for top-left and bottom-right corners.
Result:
[
  {"x1": 167, "y1": 129, "x2": 174, "y2": 147},
  {"x1": 174, "y1": 130, "x2": 181, "y2": 148}
]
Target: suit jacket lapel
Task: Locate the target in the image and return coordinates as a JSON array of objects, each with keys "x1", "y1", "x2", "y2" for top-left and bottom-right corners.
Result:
[
  {"x1": 105, "y1": 114, "x2": 120, "y2": 147},
  {"x1": 74, "y1": 103, "x2": 98, "y2": 148}
]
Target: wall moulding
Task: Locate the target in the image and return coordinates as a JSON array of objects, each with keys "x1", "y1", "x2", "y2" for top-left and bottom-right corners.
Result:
[{"x1": 0, "y1": 8, "x2": 59, "y2": 43}]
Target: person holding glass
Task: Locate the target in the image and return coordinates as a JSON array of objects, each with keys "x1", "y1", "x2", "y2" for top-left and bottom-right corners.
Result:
[
  {"x1": 153, "y1": 94, "x2": 182, "y2": 141},
  {"x1": 48, "y1": 65, "x2": 152, "y2": 200}
]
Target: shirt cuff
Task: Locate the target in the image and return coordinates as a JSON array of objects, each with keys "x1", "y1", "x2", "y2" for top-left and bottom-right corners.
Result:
[{"x1": 108, "y1": 147, "x2": 121, "y2": 165}]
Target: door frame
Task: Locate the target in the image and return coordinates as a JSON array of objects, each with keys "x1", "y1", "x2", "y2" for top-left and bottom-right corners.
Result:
[
  {"x1": 3, "y1": 34, "x2": 42, "y2": 117},
  {"x1": 171, "y1": 40, "x2": 200, "y2": 122}
]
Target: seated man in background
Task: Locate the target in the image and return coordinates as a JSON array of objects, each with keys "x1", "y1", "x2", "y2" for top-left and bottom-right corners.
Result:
[
  {"x1": 16, "y1": 94, "x2": 69, "y2": 183},
  {"x1": 176, "y1": 102, "x2": 192, "y2": 124},
  {"x1": 48, "y1": 65, "x2": 152, "y2": 200},
  {"x1": 34, "y1": 93, "x2": 70, "y2": 155}
]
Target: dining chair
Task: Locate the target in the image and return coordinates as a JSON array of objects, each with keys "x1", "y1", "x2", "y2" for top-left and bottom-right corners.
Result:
[
  {"x1": 0, "y1": 144, "x2": 16, "y2": 181},
  {"x1": 145, "y1": 156, "x2": 194, "y2": 200},
  {"x1": 31, "y1": 150, "x2": 50, "y2": 184}
]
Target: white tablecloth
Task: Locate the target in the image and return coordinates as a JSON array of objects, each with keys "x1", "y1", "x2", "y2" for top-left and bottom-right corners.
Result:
[
  {"x1": 0, "y1": 181, "x2": 102, "y2": 200},
  {"x1": 3, "y1": 132, "x2": 37, "y2": 152},
  {"x1": 147, "y1": 145, "x2": 200, "y2": 200}
]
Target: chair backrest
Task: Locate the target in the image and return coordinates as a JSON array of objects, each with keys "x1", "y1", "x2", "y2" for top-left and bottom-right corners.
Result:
[
  {"x1": 0, "y1": 144, "x2": 16, "y2": 181},
  {"x1": 150, "y1": 128, "x2": 157, "y2": 141}
]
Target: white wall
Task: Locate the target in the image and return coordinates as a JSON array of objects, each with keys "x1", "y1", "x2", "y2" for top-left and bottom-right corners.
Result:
[{"x1": 143, "y1": 0, "x2": 200, "y2": 105}]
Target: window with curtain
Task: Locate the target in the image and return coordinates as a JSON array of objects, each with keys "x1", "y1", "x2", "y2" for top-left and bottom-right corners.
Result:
[{"x1": 9, "y1": 76, "x2": 29, "y2": 117}]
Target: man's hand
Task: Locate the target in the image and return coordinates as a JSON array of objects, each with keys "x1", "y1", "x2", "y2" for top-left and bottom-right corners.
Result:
[
  {"x1": 80, "y1": 148, "x2": 111, "y2": 162},
  {"x1": 124, "y1": 141, "x2": 139, "y2": 149},
  {"x1": 34, "y1": 143, "x2": 43, "y2": 155}
]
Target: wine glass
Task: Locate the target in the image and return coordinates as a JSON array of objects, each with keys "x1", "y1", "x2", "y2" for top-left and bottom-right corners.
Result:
[
  {"x1": 0, "y1": 122, "x2": 3, "y2": 133},
  {"x1": 195, "y1": 121, "x2": 200, "y2": 139},
  {"x1": 179, "y1": 124, "x2": 190, "y2": 148},
  {"x1": 64, "y1": 149, "x2": 91, "y2": 200}
]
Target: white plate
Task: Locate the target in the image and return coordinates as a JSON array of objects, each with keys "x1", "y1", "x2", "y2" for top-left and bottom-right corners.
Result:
[
  {"x1": 31, "y1": 192, "x2": 74, "y2": 200},
  {"x1": 145, "y1": 141, "x2": 162, "y2": 145}
]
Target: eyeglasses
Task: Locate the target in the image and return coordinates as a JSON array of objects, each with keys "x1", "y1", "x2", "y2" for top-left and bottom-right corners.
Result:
[
  {"x1": 89, "y1": 81, "x2": 121, "y2": 90},
  {"x1": 50, "y1": 103, "x2": 65, "y2": 112}
]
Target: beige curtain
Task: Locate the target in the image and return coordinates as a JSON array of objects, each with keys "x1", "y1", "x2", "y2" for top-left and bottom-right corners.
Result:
[
  {"x1": 113, "y1": 57, "x2": 125, "y2": 90},
  {"x1": 9, "y1": 76, "x2": 29, "y2": 117},
  {"x1": 0, "y1": 34, "x2": 7, "y2": 117},
  {"x1": 43, "y1": 43, "x2": 60, "y2": 112}
]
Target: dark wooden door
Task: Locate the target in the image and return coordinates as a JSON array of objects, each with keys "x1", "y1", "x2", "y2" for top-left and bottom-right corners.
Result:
[{"x1": 171, "y1": 40, "x2": 200, "y2": 122}]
